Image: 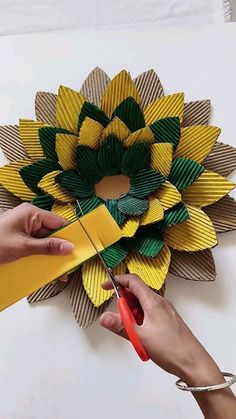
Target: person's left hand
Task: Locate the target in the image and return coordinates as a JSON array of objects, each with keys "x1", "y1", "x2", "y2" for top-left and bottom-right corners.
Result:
[{"x1": 0, "y1": 203, "x2": 74, "y2": 264}]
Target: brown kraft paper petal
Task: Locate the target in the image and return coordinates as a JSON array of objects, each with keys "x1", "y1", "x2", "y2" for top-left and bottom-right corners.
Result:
[
  {"x1": 204, "y1": 195, "x2": 236, "y2": 233},
  {"x1": 27, "y1": 279, "x2": 68, "y2": 303},
  {"x1": 80, "y1": 67, "x2": 111, "y2": 107},
  {"x1": 203, "y1": 142, "x2": 236, "y2": 177},
  {"x1": 35, "y1": 92, "x2": 57, "y2": 125},
  {"x1": 0, "y1": 186, "x2": 23, "y2": 211},
  {"x1": 0, "y1": 125, "x2": 28, "y2": 162},
  {"x1": 169, "y1": 249, "x2": 216, "y2": 281},
  {"x1": 69, "y1": 269, "x2": 111, "y2": 328},
  {"x1": 133, "y1": 70, "x2": 164, "y2": 109},
  {"x1": 182, "y1": 100, "x2": 211, "y2": 127}
]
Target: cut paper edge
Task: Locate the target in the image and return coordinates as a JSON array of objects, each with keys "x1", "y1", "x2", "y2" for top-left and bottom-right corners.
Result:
[
  {"x1": 79, "y1": 117, "x2": 103, "y2": 149},
  {"x1": 126, "y1": 243, "x2": 171, "y2": 290},
  {"x1": 174, "y1": 125, "x2": 220, "y2": 163},
  {"x1": 0, "y1": 160, "x2": 35, "y2": 201},
  {"x1": 140, "y1": 196, "x2": 164, "y2": 225},
  {"x1": 169, "y1": 249, "x2": 216, "y2": 281},
  {"x1": 35, "y1": 91, "x2": 57, "y2": 125},
  {"x1": 56, "y1": 85, "x2": 84, "y2": 133},
  {"x1": 181, "y1": 170, "x2": 235, "y2": 207},
  {"x1": 39, "y1": 170, "x2": 74, "y2": 203},
  {"x1": 203, "y1": 142, "x2": 236, "y2": 177},
  {"x1": 204, "y1": 195, "x2": 236, "y2": 233},
  {"x1": 69, "y1": 269, "x2": 111, "y2": 328},
  {"x1": 154, "y1": 181, "x2": 181, "y2": 210},
  {"x1": 56, "y1": 133, "x2": 78, "y2": 170},
  {"x1": 27, "y1": 279, "x2": 68, "y2": 303},
  {"x1": 133, "y1": 69, "x2": 164, "y2": 109},
  {"x1": 165, "y1": 204, "x2": 217, "y2": 251},
  {"x1": 19, "y1": 119, "x2": 46, "y2": 160},
  {"x1": 80, "y1": 67, "x2": 111, "y2": 107},
  {"x1": 0, "y1": 125, "x2": 28, "y2": 162},
  {"x1": 101, "y1": 116, "x2": 130, "y2": 143},
  {"x1": 121, "y1": 217, "x2": 140, "y2": 237},
  {"x1": 100, "y1": 70, "x2": 140, "y2": 118},
  {"x1": 123, "y1": 126, "x2": 154, "y2": 147},
  {"x1": 144, "y1": 93, "x2": 184, "y2": 125},
  {"x1": 0, "y1": 186, "x2": 23, "y2": 211},
  {"x1": 182, "y1": 100, "x2": 211, "y2": 127},
  {"x1": 151, "y1": 143, "x2": 173, "y2": 176}
]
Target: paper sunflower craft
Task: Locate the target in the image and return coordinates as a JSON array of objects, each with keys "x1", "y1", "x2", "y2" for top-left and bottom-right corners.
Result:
[{"x1": 0, "y1": 68, "x2": 236, "y2": 327}]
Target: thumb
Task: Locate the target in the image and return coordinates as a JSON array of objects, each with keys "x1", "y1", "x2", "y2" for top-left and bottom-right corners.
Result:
[
  {"x1": 24, "y1": 237, "x2": 74, "y2": 256},
  {"x1": 99, "y1": 312, "x2": 128, "y2": 339}
]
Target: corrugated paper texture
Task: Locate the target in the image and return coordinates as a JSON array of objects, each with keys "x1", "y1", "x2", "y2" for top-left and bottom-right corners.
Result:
[
  {"x1": 203, "y1": 142, "x2": 236, "y2": 177},
  {"x1": 182, "y1": 100, "x2": 211, "y2": 127},
  {"x1": 204, "y1": 195, "x2": 236, "y2": 233},
  {"x1": 35, "y1": 92, "x2": 57, "y2": 125},
  {"x1": 28, "y1": 280, "x2": 68, "y2": 303},
  {"x1": 144, "y1": 93, "x2": 184, "y2": 125},
  {"x1": 0, "y1": 125, "x2": 28, "y2": 162},
  {"x1": 134, "y1": 69, "x2": 164, "y2": 109},
  {"x1": 80, "y1": 67, "x2": 110, "y2": 107},
  {"x1": 169, "y1": 249, "x2": 216, "y2": 281}
]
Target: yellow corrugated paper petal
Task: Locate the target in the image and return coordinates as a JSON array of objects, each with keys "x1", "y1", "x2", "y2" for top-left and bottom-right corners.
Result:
[
  {"x1": 0, "y1": 160, "x2": 35, "y2": 201},
  {"x1": 101, "y1": 117, "x2": 131, "y2": 142},
  {"x1": 51, "y1": 202, "x2": 77, "y2": 222},
  {"x1": 140, "y1": 196, "x2": 164, "y2": 225},
  {"x1": 154, "y1": 181, "x2": 181, "y2": 210},
  {"x1": 181, "y1": 170, "x2": 235, "y2": 207},
  {"x1": 121, "y1": 217, "x2": 140, "y2": 237},
  {"x1": 174, "y1": 126, "x2": 221, "y2": 163},
  {"x1": 79, "y1": 117, "x2": 104, "y2": 149},
  {"x1": 123, "y1": 127, "x2": 154, "y2": 147},
  {"x1": 56, "y1": 86, "x2": 85, "y2": 133},
  {"x1": 82, "y1": 257, "x2": 126, "y2": 306},
  {"x1": 38, "y1": 170, "x2": 74, "y2": 203},
  {"x1": 19, "y1": 119, "x2": 46, "y2": 160},
  {"x1": 55, "y1": 133, "x2": 78, "y2": 170},
  {"x1": 144, "y1": 93, "x2": 184, "y2": 125},
  {"x1": 100, "y1": 70, "x2": 140, "y2": 118},
  {"x1": 165, "y1": 205, "x2": 217, "y2": 251},
  {"x1": 151, "y1": 143, "x2": 173, "y2": 176},
  {"x1": 126, "y1": 244, "x2": 171, "y2": 290}
]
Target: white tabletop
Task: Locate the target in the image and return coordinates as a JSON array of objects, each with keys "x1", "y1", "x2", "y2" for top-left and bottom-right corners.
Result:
[{"x1": 0, "y1": 23, "x2": 235, "y2": 419}]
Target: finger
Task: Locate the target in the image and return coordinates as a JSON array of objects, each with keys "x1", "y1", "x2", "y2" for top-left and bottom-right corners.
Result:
[
  {"x1": 99, "y1": 312, "x2": 128, "y2": 339},
  {"x1": 102, "y1": 274, "x2": 157, "y2": 312},
  {"x1": 39, "y1": 209, "x2": 68, "y2": 230},
  {"x1": 24, "y1": 237, "x2": 74, "y2": 256}
]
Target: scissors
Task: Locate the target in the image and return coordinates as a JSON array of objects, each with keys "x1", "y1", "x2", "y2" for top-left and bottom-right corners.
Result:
[{"x1": 75, "y1": 200, "x2": 150, "y2": 362}]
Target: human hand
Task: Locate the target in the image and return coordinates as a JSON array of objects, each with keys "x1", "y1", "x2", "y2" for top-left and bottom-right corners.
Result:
[
  {"x1": 100, "y1": 274, "x2": 222, "y2": 384},
  {"x1": 0, "y1": 203, "x2": 74, "y2": 264}
]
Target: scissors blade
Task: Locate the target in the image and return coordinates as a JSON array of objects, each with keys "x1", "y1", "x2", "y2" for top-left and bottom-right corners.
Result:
[{"x1": 73, "y1": 200, "x2": 120, "y2": 298}]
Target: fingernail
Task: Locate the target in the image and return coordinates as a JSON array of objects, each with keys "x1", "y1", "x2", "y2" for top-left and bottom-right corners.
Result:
[
  {"x1": 59, "y1": 242, "x2": 75, "y2": 254},
  {"x1": 104, "y1": 314, "x2": 115, "y2": 327}
]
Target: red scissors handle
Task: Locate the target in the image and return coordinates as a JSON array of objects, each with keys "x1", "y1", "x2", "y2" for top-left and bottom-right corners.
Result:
[{"x1": 117, "y1": 297, "x2": 150, "y2": 362}]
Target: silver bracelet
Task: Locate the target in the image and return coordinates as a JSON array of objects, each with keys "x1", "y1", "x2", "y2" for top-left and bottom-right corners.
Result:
[{"x1": 176, "y1": 372, "x2": 236, "y2": 392}]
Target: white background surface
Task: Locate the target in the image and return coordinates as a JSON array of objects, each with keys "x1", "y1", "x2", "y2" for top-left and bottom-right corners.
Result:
[
  {"x1": 0, "y1": 23, "x2": 235, "y2": 419},
  {"x1": 0, "y1": 0, "x2": 229, "y2": 36}
]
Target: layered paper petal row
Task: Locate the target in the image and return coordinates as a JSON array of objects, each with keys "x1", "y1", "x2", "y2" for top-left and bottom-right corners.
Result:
[{"x1": 0, "y1": 68, "x2": 235, "y2": 327}]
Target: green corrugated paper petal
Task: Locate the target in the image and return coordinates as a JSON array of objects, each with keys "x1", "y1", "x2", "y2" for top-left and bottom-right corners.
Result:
[
  {"x1": 20, "y1": 159, "x2": 61, "y2": 194},
  {"x1": 101, "y1": 242, "x2": 128, "y2": 268},
  {"x1": 130, "y1": 168, "x2": 165, "y2": 198},
  {"x1": 32, "y1": 194, "x2": 55, "y2": 210},
  {"x1": 104, "y1": 199, "x2": 125, "y2": 224},
  {"x1": 39, "y1": 127, "x2": 72, "y2": 161},
  {"x1": 150, "y1": 117, "x2": 180, "y2": 149},
  {"x1": 112, "y1": 97, "x2": 145, "y2": 132},
  {"x1": 98, "y1": 135, "x2": 124, "y2": 175},
  {"x1": 168, "y1": 157, "x2": 204, "y2": 190},
  {"x1": 125, "y1": 226, "x2": 164, "y2": 257},
  {"x1": 76, "y1": 145, "x2": 104, "y2": 183},
  {"x1": 121, "y1": 142, "x2": 151, "y2": 176},
  {"x1": 76, "y1": 196, "x2": 103, "y2": 216},
  {"x1": 78, "y1": 101, "x2": 110, "y2": 131},
  {"x1": 55, "y1": 171, "x2": 94, "y2": 198},
  {"x1": 163, "y1": 202, "x2": 189, "y2": 227},
  {"x1": 118, "y1": 194, "x2": 148, "y2": 215}
]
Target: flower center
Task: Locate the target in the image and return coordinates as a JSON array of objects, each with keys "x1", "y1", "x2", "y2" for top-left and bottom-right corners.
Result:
[{"x1": 95, "y1": 175, "x2": 130, "y2": 200}]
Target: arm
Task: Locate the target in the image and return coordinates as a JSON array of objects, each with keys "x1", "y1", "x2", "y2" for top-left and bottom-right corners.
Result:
[
  {"x1": 0, "y1": 203, "x2": 74, "y2": 263},
  {"x1": 100, "y1": 274, "x2": 236, "y2": 419}
]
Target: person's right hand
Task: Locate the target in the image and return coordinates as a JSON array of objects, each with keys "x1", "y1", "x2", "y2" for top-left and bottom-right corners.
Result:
[{"x1": 100, "y1": 274, "x2": 222, "y2": 385}]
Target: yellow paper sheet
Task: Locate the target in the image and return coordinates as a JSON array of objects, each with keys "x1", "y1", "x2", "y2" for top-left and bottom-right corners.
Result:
[{"x1": 0, "y1": 205, "x2": 122, "y2": 311}]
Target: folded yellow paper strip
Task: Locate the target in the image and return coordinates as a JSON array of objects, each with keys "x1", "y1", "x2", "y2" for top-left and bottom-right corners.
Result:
[{"x1": 0, "y1": 205, "x2": 122, "y2": 311}]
